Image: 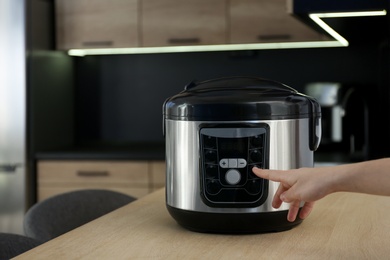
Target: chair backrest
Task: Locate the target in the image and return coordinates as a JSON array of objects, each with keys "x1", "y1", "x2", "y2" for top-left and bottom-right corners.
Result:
[
  {"x1": 24, "y1": 189, "x2": 136, "y2": 243},
  {"x1": 0, "y1": 232, "x2": 41, "y2": 259}
]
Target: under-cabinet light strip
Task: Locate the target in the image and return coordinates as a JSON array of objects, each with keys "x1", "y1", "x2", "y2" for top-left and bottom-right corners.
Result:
[
  {"x1": 309, "y1": 14, "x2": 349, "y2": 47},
  {"x1": 313, "y1": 10, "x2": 386, "y2": 18},
  {"x1": 67, "y1": 9, "x2": 387, "y2": 56},
  {"x1": 308, "y1": 9, "x2": 387, "y2": 47},
  {"x1": 68, "y1": 41, "x2": 343, "y2": 56}
]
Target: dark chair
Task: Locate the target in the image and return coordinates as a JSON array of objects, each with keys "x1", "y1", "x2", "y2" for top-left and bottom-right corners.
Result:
[
  {"x1": 24, "y1": 189, "x2": 136, "y2": 243},
  {"x1": 0, "y1": 232, "x2": 41, "y2": 259}
]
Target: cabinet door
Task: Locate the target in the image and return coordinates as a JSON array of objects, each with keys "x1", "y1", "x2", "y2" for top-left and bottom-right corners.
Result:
[
  {"x1": 141, "y1": 0, "x2": 227, "y2": 47},
  {"x1": 56, "y1": 0, "x2": 139, "y2": 49},
  {"x1": 229, "y1": 0, "x2": 327, "y2": 43}
]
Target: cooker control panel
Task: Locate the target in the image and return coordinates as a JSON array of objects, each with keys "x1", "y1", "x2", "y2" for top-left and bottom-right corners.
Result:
[{"x1": 200, "y1": 125, "x2": 269, "y2": 208}]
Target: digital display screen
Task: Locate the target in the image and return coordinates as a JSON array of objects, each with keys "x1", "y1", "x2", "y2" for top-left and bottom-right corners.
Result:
[{"x1": 218, "y1": 137, "x2": 247, "y2": 157}]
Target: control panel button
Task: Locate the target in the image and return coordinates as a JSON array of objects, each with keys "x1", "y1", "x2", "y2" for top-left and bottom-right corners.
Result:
[
  {"x1": 228, "y1": 159, "x2": 238, "y2": 168},
  {"x1": 205, "y1": 164, "x2": 218, "y2": 179},
  {"x1": 205, "y1": 150, "x2": 218, "y2": 163},
  {"x1": 245, "y1": 179, "x2": 261, "y2": 195},
  {"x1": 206, "y1": 179, "x2": 221, "y2": 195},
  {"x1": 219, "y1": 158, "x2": 247, "y2": 169},
  {"x1": 225, "y1": 169, "x2": 241, "y2": 185},
  {"x1": 219, "y1": 159, "x2": 229, "y2": 168},
  {"x1": 250, "y1": 135, "x2": 263, "y2": 147},
  {"x1": 249, "y1": 149, "x2": 262, "y2": 163},
  {"x1": 203, "y1": 135, "x2": 217, "y2": 149},
  {"x1": 238, "y1": 159, "x2": 247, "y2": 168}
]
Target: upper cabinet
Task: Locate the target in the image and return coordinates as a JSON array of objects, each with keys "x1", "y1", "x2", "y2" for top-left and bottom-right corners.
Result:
[
  {"x1": 229, "y1": 0, "x2": 326, "y2": 43},
  {"x1": 55, "y1": 0, "x2": 328, "y2": 50},
  {"x1": 56, "y1": 0, "x2": 139, "y2": 49},
  {"x1": 141, "y1": 0, "x2": 227, "y2": 47}
]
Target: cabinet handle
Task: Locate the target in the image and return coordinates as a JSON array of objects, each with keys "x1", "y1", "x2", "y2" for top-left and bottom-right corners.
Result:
[
  {"x1": 77, "y1": 171, "x2": 110, "y2": 177},
  {"x1": 257, "y1": 34, "x2": 291, "y2": 41},
  {"x1": 82, "y1": 41, "x2": 113, "y2": 47},
  {"x1": 168, "y1": 38, "x2": 200, "y2": 44}
]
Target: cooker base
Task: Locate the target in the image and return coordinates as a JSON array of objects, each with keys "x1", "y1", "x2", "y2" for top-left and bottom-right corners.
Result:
[{"x1": 167, "y1": 205, "x2": 303, "y2": 234}]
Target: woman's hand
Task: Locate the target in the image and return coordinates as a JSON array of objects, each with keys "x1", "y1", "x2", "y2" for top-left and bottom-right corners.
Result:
[
  {"x1": 253, "y1": 158, "x2": 390, "y2": 222},
  {"x1": 252, "y1": 167, "x2": 336, "y2": 222}
]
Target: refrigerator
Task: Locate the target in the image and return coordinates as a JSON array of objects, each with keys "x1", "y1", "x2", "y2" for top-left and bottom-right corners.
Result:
[{"x1": 0, "y1": 0, "x2": 26, "y2": 234}]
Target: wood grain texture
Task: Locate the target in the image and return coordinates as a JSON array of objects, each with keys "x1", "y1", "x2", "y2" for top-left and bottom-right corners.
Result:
[
  {"x1": 141, "y1": 0, "x2": 227, "y2": 46},
  {"x1": 150, "y1": 161, "x2": 166, "y2": 190},
  {"x1": 229, "y1": 0, "x2": 329, "y2": 43},
  {"x1": 55, "y1": 0, "x2": 331, "y2": 50},
  {"x1": 37, "y1": 160, "x2": 165, "y2": 200},
  {"x1": 56, "y1": 0, "x2": 139, "y2": 49},
  {"x1": 17, "y1": 189, "x2": 390, "y2": 259}
]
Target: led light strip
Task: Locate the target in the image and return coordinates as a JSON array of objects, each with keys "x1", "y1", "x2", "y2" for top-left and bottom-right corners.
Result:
[
  {"x1": 313, "y1": 10, "x2": 387, "y2": 18},
  {"x1": 309, "y1": 14, "x2": 349, "y2": 46},
  {"x1": 309, "y1": 9, "x2": 387, "y2": 47},
  {"x1": 68, "y1": 41, "x2": 343, "y2": 56},
  {"x1": 68, "y1": 9, "x2": 387, "y2": 56}
]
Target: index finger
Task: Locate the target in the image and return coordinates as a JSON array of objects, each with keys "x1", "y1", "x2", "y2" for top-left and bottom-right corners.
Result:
[{"x1": 252, "y1": 167, "x2": 286, "y2": 183}]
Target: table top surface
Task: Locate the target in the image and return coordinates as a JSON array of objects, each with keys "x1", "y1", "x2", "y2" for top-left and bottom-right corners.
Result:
[{"x1": 16, "y1": 188, "x2": 390, "y2": 259}]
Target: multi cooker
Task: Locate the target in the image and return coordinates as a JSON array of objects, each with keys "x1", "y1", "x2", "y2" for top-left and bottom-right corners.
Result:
[{"x1": 163, "y1": 77, "x2": 321, "y2": 233}]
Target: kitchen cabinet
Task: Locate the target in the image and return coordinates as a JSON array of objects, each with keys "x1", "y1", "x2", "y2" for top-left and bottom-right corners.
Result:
[
  {"x1": 229, "y1": 0, "x2": 327, "y2": 43},
  {"x1": 55, "y1": 0, "x2": 329, "y2": 50},
  {"x1": 37, "y1": 160, "x2": 165, "y2": 201},
  {"x1": 141, "y1": 0, "x2": 227, "y2": 47},
  {"x1": 55, "y1": 0, "x2": 139, "y2": 50}
]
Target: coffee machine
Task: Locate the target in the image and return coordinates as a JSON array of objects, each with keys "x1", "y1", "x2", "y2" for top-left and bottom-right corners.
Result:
[{"x1": 305, "y1": 82, "x2": 369, "y2": 161}]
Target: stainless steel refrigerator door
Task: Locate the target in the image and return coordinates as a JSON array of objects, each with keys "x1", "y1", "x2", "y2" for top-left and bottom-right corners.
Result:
[
  {"x1": 0, "y1": 0, "x2": 26, "y2": 234},
  {"x1": 0, "y1": 167, "x2": 25, "y2": 234}
]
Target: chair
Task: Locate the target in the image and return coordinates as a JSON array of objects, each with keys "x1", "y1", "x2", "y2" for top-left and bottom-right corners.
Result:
[
  {"x1": 0, "y1": 233, "x2": 42, "y2": 259},
  {"x1": 24, "y1": 189, "x2": 136, "y2": 243}
]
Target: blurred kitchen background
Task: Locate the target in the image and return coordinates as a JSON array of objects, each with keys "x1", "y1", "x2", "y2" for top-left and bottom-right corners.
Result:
[{"x1": 1, "y1": 0, "x2": 389, "y2": 234}]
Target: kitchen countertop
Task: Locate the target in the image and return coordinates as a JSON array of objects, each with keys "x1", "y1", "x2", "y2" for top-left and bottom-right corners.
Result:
[{"x1": 16, "y1": 189, "x2": 390, "y2": 259}]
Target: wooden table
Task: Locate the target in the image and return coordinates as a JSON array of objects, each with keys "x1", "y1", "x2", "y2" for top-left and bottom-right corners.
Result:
[{"x1": 16, "y1": 189, "x2": 390, "y2": 259}]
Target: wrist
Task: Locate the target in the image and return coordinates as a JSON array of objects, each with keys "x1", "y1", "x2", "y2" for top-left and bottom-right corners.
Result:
[{"x1": 330, "y1": 163, "x2": 358, "y2": 193}]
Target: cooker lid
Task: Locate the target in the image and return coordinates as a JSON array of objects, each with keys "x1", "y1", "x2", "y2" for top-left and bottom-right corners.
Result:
[{"x1": 163, "y1": 76, "x2": 321, "y2": 121}]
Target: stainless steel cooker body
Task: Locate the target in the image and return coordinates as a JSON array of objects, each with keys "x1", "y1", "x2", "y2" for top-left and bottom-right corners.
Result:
[
  {"x1": 165, "y1": 118, "x2": 314, "y2": 214},
  {"x1": 163, "y1": 76, "x2": 321, "y2": 233}
]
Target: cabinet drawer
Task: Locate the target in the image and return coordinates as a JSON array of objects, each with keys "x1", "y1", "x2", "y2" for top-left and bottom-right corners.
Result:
[{"x1": 37, "y1": 160, "x2": 149, "y2": 186}]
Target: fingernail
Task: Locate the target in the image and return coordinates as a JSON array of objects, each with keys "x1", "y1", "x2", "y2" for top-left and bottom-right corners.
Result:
[{"x1": 287, "y1": 215, "x2": 296, "y2": 222}]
